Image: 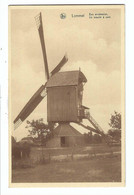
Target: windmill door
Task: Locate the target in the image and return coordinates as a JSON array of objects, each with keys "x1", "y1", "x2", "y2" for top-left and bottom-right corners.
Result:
[
  {"x1": 61, "y1": 137, "x2": 65, "y2": 147},
  {"x1": 60, "y1": 136, "x2": 69, "y2": 147}
]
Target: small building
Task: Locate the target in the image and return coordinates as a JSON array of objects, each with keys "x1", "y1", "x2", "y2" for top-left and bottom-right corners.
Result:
[{"x1": 46, "y1": 123, "x2": 84, "y2": 148}]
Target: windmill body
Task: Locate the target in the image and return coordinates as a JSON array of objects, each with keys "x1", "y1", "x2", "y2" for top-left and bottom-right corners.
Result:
[{"x1": 46, "y1": 70, "x2": 87, "y2": 123}]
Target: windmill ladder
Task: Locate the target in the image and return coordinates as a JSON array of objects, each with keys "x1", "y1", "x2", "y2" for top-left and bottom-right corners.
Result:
[
  {"x1": 85, "y1": 113, "x2": 104, "y2": 135},
  {"x1": 77, "y1": 113, "x2": 113, "y2": 144}
]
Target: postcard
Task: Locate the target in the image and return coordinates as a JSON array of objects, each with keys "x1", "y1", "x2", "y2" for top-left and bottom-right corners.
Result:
[{"x1": 9, "y1": 5, "x2": 125, "y2": 187}]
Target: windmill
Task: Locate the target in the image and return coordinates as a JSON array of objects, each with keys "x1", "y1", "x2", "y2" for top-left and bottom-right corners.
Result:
[{"x1": 14, "y1": 12, "x2": 108, "y2": 147}]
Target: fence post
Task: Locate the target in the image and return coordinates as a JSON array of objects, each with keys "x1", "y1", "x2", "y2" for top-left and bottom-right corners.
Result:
[
  {"x1": 49, "y1": 153, "x2": 51, "y2": 163},
  {"x1": 71, "y1": 148, "x2": 74, "y2": 161}
]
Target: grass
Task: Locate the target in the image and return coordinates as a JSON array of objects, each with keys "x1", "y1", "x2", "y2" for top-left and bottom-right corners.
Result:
[{"x1": 12, "y1": 153, "x2": 121, "y2": 183}]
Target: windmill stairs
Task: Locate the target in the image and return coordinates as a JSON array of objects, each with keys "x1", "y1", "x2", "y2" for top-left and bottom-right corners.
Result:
[{"x1": 77, "y1": 112, "x2": 112, "y2": 145}]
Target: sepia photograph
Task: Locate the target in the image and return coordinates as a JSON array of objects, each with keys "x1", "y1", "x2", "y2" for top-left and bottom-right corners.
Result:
[{"x1": 9, "y1": 5, "x2": 125, "y2": 187}]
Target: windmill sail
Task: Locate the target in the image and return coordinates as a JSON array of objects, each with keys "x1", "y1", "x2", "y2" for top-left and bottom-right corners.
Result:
[
  {"x1": 35, "y1": 13, "x2": 49, "y2": 80},
  {"x1": 14, "y1": 84, "x2": 47, "y2": 130},
  {"x1": 14, "y1": 13, "x2": 69, "y2": 130},
  {"x1": 50, "y1": 54, "x2": 68, "y2": 76}
]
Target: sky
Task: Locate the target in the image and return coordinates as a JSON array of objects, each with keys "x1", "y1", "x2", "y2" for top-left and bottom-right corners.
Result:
[{"x1": 10, "y1": 6, "x2": 123, "y2": 141}]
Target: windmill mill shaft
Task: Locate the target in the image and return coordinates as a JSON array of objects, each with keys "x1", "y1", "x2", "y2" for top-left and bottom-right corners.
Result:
[{"x1": 14, "y1": 12, "x2": 108, "y2": 147}]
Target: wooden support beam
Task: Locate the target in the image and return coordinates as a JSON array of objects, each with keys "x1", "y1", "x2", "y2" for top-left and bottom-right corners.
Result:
[{"x1": 76, "y1": 122, "x2": 103, "y2": 135}]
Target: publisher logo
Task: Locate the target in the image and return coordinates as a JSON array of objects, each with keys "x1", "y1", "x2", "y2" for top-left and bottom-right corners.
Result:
[{"x1": 60, "y1": 13, "x2": 66, "y2": 19}]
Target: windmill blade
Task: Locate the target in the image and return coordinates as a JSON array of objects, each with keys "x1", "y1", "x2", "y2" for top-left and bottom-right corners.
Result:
[
  {"x1": 14, "y1": 84, "x2": 47, "y2": 130},
  {"x1": 35, "y1": 13, "x2": 49, "y2": 80},
  {"x1": 50, "y1": 54, "x2": 68, "y2": 76}
]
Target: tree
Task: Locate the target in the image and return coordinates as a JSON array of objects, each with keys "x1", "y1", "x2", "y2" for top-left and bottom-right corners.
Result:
[
  {"x1": 12, "y1": 136, "x2": 16, "y2": 145},
  {"x1": 108, "y1": 111, "x2": 121, "y2": 142},
  {"x1": 84, "y1": 132, "x2": 93, "y2": 144},
  {"x1": 109, "y1": 111, "x2": 121, "y2": 130},
  {"x1": 92, "y1": 134, "x2": 102, "y2": 144},
  {"x1": 108, "y1": 129, "x2": 121, "y2": 141},
  {"x1": 26, "y1": 119, "x2": 55, "y2": 144},
  {"x1": 26, "y1": 118, "x2": 48, "y2": 139}
]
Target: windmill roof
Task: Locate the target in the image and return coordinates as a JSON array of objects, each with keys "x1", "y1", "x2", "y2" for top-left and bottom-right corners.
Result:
[
  {"x1": 46, "y1": 70, "x2": 87, "y2": 87},
  {"x1": 53, "y1": 123, "x2": 82, "y2": 137}
]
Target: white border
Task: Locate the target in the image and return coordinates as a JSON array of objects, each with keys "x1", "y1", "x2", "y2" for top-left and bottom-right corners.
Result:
[{"x1": 1, "y1": 0, "x2": 134, "y2": 195}]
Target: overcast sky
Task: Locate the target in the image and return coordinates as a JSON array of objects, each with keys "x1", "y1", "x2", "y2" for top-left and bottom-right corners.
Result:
[{"x1": 10, "y1": 6, "x2": 124, "y2": 141}]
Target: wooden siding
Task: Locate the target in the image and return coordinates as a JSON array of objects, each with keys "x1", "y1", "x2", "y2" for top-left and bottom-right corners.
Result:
[
  {"x1": 46, "y1": 136, "x2": 84, "y2": 148},
  {"x1": 47, "y1": 86, "x2": 78, "y2": 122}
]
